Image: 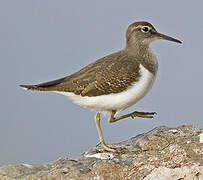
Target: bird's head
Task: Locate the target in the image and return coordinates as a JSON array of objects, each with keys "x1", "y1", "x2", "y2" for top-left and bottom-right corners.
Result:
[{"x1": 126, "y1": 21, "x2": 182, "y2": 48}]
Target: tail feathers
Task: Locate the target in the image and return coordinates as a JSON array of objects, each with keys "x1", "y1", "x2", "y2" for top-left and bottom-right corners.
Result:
[
  {"x1": 20, "y1": 77, "x2": 67, "y2": 91},
  {"x1": 20, "y1": 84, "x2": 47, "y2": 91}
]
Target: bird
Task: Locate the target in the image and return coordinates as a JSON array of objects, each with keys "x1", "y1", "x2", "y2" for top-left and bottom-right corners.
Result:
[{"x1": 20, "y1": 21, "x2": 182, "y2": 152}]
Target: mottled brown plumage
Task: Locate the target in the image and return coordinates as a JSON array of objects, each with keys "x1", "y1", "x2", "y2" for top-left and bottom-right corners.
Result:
[{"x1": 21, "y1": 51, "x2": 143, "y2": 96}]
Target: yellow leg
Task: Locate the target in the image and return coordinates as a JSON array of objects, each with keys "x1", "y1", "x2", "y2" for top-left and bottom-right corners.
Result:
[
  {"x1": 94, "y1": 113, "x2": 116, "y2": 152},
  {"x1": 94, "y1": 110, "x2": 156, "y2": 151},
  {"x1": 108, "y1": 110, "x2": 156, "y2": 123}
]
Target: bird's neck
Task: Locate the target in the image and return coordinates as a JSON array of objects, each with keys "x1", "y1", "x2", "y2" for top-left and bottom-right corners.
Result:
[
  {"x1": 124, "y1": 42, "x2": 150, "y2": 57},
  {"x1": 124, "y1": 42, "x2": 158, "y2": 76}
]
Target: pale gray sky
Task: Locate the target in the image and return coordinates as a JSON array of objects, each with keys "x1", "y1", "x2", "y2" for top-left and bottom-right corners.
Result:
[{"x1": 0, "y1": 0, "x2": 202, "y2": 165}]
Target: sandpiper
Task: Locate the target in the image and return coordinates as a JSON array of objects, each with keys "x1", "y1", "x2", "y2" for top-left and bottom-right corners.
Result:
[{"x1": 20, "y1": 21, "x2": 182, "y2": 152}]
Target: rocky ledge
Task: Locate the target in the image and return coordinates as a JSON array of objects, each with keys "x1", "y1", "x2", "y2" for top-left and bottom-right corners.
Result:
[{"x1": 0, "y1": 125, "x2": 202, "y2": 180}]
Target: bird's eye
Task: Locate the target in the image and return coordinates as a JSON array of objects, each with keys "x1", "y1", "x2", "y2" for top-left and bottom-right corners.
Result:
[{"x1": 141, "y1": 26, "x2": 150, "y2": 33}]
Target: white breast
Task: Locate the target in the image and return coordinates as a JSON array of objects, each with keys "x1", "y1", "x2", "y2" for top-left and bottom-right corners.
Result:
[{"x1": 54, "y1": 64, "x2": 156, "y2": 114}]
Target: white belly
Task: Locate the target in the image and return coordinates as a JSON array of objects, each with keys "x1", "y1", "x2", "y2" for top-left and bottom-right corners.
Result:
[{"x1": 54, "y1": 65, "x2": 156, "y2": 114}]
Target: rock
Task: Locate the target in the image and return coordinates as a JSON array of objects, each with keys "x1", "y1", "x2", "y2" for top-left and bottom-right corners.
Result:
[
  {"x1": 0, "y1": 125, "x2": 202, "y2": 180},
  {"x1": 144, "y1": 166, "x2": 203, "y2": 180}
]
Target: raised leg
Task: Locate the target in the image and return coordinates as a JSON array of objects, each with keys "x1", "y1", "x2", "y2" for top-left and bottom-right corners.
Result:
[
  {"x1": 108, "y1": 110, "x2": 156, "y2": 123},
  {"x1": 94, "y1": 113, "x2": 116, "y2": 152}
]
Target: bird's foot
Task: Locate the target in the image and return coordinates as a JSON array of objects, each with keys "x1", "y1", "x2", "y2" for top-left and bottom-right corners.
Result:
[
  {"x1": 96, "y1": 142, "x2": 121, "y2": 152},
  {"x1": 96, "y1": 142, "x2": 127, "y2": 152},
  {"x1": 100, "y1": 142, "x2": 117, "y2": 152},
  {"x1": 130, "y1": 111, "x2": 157, "y2": 119}
]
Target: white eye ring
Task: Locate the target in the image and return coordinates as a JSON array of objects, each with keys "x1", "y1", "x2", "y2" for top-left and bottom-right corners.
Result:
[{"x1": 141, "y1": 26, "x2": 150, "y2": 33}]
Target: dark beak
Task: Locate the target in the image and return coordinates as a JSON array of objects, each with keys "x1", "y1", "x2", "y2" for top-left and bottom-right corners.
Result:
[{"x1": 156, "y1": 32, "x2": 182, "y2": 44}]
